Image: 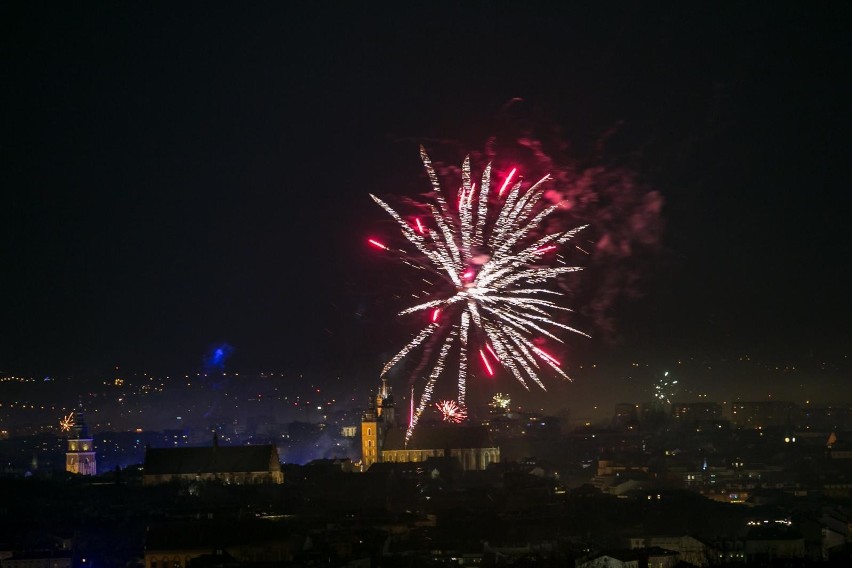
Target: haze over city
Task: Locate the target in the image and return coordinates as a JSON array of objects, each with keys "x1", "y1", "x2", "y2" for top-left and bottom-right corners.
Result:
[
  {"x1": 3, "y1": 5, "x2": 852, "y2": 568},
  {"x1": 3, "y1": 4, "x2": 850, "y2": 424}
]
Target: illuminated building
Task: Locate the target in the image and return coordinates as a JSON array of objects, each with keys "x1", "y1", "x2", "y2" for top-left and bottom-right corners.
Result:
[
  {"x1": 65, "y1": 410, "x2": 97, "y2": 476},
  {"x1": 1, "y1": 551, "x2": 72, "y2": 568},
  {"x1": 613, "y1": 403, "x2": 639, "y2": 430},
  {"x1": 142, "y1": 434, "x2": 283, "y2": 485},
  {"x1": 627, "y1": 535, "x2": 711, "y2": 567},
  {"x1": 672, "y1": 402, "x2": 728, "y2": 431},
  {"x1": 361, "y1": 405, "x2": 381, "y2": 469},
  {"x1": 576, "y1": 548, "x2": 678, "y2": 568},
  {"x1": 361, "y1": 378, "x2": 499, "y2": 471},
  {"x1": 672, "y1": 402, "x2": 723, "y2": 423},
  {"x1": 731, "y1": 401, "x2": 797, "y2": 429},
  {"x1": 360, "y1": 378, "x2": 393, "y2": 469}
]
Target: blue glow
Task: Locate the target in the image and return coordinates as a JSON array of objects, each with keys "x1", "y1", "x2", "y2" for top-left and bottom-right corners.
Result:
[{"x1": 203, "y1": 342, "x2": 234, "y2": 371}]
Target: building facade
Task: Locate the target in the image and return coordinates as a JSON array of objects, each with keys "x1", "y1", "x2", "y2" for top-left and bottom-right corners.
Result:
[
  {"x1": 66, "y1": 410, "x2": 96, "y2": 476},
  {"x1": 731, "y1": 401, "x2": 797, "y2": 429},
  {"x1": 142, "y1": 436, "x2": 283, "y2": 485},
  {"x1": 360, "y1": 379, "x2": 499, "y2": 471}
]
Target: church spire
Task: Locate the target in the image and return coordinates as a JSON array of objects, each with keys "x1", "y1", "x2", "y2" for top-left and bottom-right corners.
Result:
[
  {"x1": 376, "y1": 378, "x2": 395, "y2": 427},
  {"x1": 66, "y1": 406, "x2": 96, "y2": 476}
]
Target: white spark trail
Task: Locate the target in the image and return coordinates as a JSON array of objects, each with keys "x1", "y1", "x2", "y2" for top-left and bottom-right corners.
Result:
[{"x1": 372, "y1": 149, "x2": 589, "y2": 435}]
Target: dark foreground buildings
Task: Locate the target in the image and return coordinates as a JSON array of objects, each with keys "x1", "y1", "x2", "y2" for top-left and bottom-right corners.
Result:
[{"x1": 142, "y1": 435, "x2": 283, "y2": 485}]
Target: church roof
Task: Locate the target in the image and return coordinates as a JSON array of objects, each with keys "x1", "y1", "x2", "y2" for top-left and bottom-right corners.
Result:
[
  {"x1": 382, "y1": 424, "x2": 495, "y2": 451},
  {"x1": 143, "y1": 444, "x2": 279, "y2": 475}
]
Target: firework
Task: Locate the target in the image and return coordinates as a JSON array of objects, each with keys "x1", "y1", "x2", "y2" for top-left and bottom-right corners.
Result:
[
  {"x1": 490, "y1": 393, "x2": 511, "y2": 411},
  {"x1": 59, "y1": 412, "x2": 74, "y2": 432},
  {"x1": 371, "y1": 147, "x2": 588, "y2": 440},
  {"x1": 653, "y1": 371, "x2": 678, "y2": 405},
  {"x1": 436, "y1": 399, "x2": 467, "y2": 423}
]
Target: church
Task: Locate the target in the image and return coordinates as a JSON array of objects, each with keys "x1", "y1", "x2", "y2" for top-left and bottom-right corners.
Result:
[
  {"x1": 142, "y1": 435, "x2": 283, "y2": 485},
  {"x1": 66, "y1": 410, "x2": 97, "y2": 476},
  {"x1": 361, "y1": 379, "x2": 499, "y2": 471}
]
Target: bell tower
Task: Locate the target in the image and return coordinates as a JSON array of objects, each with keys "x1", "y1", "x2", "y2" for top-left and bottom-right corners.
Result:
[
  {"x1": 361, "y1": 400, "x2": 380, "y2": 470},
  {"x1": 66, "y1": 409, "x2": 96, "y2": 475},
  {"x1": 376, "y1": 377, "x2": 396, "y2": 427},
  {"x1": 361, "y1": 378, "x2": 399, "y2": 470}
]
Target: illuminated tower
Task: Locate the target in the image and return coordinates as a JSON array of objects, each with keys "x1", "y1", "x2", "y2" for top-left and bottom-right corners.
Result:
[
  {"x1": 66, "y1": 410, "x2": 96, "y2": 475},
  {"x1": 361, "y1": 400, "x2": 380, "y2": 470},
  {"x1": 361, "y1": 378, "x2": 397, "y2": 470}
]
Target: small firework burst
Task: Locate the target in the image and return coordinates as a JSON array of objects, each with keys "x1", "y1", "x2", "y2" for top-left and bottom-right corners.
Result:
[
  {"x1": 59, "y1": 413, "x2": 74, "y2": 432},
  {"x1": 435, "y1": 400, "x2": 467, "y2": 423},
  {"x1": 490, "y1": 393, "x2": 511, "y2": 410},
  {"x1": 653, "y1": 371, "x2": 678, "y2": 405}
]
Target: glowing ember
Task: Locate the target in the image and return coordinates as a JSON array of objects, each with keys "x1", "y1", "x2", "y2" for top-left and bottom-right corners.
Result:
[
  {"x1": 368, "y1": 238, "x2": 388, "y2": 250},
  {"x1": 497, "y1": 167, "x2": 517, "y2": 197},
  {"x1": 532, "y1": 346, "x2": 560, "y2": 366}
]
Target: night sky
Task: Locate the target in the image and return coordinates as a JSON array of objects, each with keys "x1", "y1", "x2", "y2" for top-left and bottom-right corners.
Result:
[{"x1": 3, "y1": 3, "x2": 850, "y2": 404}]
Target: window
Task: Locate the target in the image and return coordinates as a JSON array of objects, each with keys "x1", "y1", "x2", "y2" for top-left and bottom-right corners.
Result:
[{"x1": 367, "y1": 428, "x2": 372, "y2": 436}]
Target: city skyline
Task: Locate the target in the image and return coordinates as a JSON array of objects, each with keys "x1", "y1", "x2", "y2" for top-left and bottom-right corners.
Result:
[
  {"x1": 2, "y1": 350, "x2": 850, "y2": 441},
  {"x1": 3, "y1": 4, "x2": 850, "y2": 406}
]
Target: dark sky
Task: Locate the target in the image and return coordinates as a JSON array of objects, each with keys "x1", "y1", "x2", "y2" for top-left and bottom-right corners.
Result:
[{"x1": 3, "y1": 3, "x2": 850, "y2": 391}]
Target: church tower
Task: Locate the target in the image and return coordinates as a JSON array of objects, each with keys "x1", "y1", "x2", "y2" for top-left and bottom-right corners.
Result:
[
  {"x1": 376, "y1": 377, "x2": 396, "y2": 427},
  {"x1": 361, "y1": 400, "x2": 380, "y2": 470},
  {"x1": 66, "y1": 410, "x2": 96, "y2": 475},
  {"x1": 361, "y1": 378, "x2": 400, "y2": 470}
]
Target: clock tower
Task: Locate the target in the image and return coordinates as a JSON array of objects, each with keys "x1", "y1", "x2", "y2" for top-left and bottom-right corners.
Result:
[{"x1": 66, "y1": 410, "x2": 96, "y2": 475}]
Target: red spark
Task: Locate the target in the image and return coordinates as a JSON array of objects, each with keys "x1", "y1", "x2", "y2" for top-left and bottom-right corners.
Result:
[
  {"x1": 368, "y1": 238, "x2": 388, "y2": 250},
  {"x1": 534, "y1": 347, "x2": 560, "y2": 366},
  {"x1": 498, "y1": 168, "x2": 517, "y2": 197},
  {"x1": 479, "y1": 349, "x2": 494, "y2": 376},
  {"x1": 485, "y1": 343, "x2": 499, "y2": 360},
  {"x1": 415, "y1": 218, "x2": 425, "y2": 234},
  {"x1": 431, "y1": 308, "x2": 440, "y2": 322}
]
